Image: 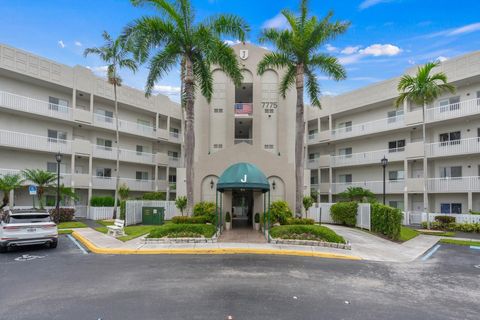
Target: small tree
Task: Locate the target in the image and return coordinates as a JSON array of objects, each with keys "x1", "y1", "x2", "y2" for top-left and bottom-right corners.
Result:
[
  {"x1": 0, "y1": 174, "x2": 25, "y2": 209},
  {"x1": 175, "y1": 196, "x2": 187, "y2": 216},
  {"x1": 338, "y1": 187, "x2": 376, "y2": 203},
  {"x1": 22, "y1": 169, "x2": 57, "y2": 209},
  {"x1": 302, "y1": 196, "x2": 314, "y2": 218},
  {"x1": 118, "y1": 183, "x2": 130, "y2": 201}
]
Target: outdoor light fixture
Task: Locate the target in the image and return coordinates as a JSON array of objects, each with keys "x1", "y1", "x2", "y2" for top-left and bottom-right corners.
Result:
[
  {"x1": 381, "y1": 156, "x2": 388, "y2": 205},
  {"x1": 210, "y1": 179, "x2": 214, "y2": 189},
  {"x1": 272, "y1": 180, "x2": 276, "y2": 190},
  {"x1": 55, "y1": 152, "x2": 62, "y2": 224}
]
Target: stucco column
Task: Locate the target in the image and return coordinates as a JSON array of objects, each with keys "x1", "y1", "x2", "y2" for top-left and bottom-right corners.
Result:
[
  {"x1": 404, "y1": 159, "x2": 408, "y2": 212},
  {"x1": 71, "y1": 154, "x2": 75, "y2": 188},
  {"x1": 166, "y1": 166, "x2": 170, "y2": 201},
  {"x1": 72, "y1": 88, "x2": 76, "y2": 110},
  {"x1": 468, "y1": 192, "x2": 473, "y2": 212},
  {"x1": 87, "y1": 154, "x2": 93, "y2": 215},
  {"x1": 154, "y1": 165, "x2": 159, "y2": 192},
  {"x1": 328, "y1": 166, "x2": 333, "y2": 203},
  {"x1": 166, "y1": 116, "x2": 171, "y2": 135},
  {"x1": 89, "y1": 94, "x2": 94, "y2": 121}
]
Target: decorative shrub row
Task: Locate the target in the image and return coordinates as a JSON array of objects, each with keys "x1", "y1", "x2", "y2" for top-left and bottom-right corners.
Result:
[
  {"x1": 285, "y1": 218, "x2": 315, "y2": 225},
  {"x1": 269, "y1": 200, "x2": 293, "y2": 225},
  {"x1": 193, "y1": 201, "x2": 216, "y2": 223},
  {"x1": 269, "y1": 225, "x2": 345, "y2": 243},
  {"x1": 147, "y1": 224, "x2": 217, "y2": 238},
  {"x1": 171, "y1": 216, "x2": 209, "y2": 224},
  {"x1": 421, "y1": 221, "x2": 480, "y2": 233},
  {"x1": 90, "y1": 196, "x2": 115, "y2": 207},
  {"x1": 434, "y1": 215, "x2": 456, "y2": 224},
  {"x1": 142, "y1": 192, "x2": 166, "y2": 200},
  {"x1": 370, "y1": 203, "x2": 403, "y2": 240},
  {"x1": 330, "y1": 201, "x2": 358, "y2": 226},
  {"x1": 49, "y1": 208, "x2": 75, "y2": 222}
]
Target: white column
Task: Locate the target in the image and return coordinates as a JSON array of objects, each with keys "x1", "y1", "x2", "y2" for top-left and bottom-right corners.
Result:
[
  {"x1": 166, "y1": 166, "x2": 170, "y2": 201},
  {"x1": 154, "y1": 165, "x2": 159, "y2": 192},
  {"x1": 71, "y1": 154, "x2": 75, "y2": 188},
  {"x1": 72, "y1": 88, "x2": 77, "y2": 110},
  {"x1": 468, "y1": 192, "x2": 473, "y2": 212},
  {"x1": 328, "y1": 166, "x2": 333, "y2": 203}
]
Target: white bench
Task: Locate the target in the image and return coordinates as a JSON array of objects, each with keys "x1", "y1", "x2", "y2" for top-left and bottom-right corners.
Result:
[{"x1": 107, "y1": 219, "x2": 125, "y2": 237}]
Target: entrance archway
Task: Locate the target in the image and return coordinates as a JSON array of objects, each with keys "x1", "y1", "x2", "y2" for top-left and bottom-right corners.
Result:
[{"x1": 216, "y1": 162, "x2": 271, "y2": 241}]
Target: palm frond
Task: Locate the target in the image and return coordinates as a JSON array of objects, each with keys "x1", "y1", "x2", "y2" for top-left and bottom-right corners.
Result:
[
  {"x1": 145, "y1": 44, "x2": 180, "y2": 96},
  {"x1": 305, "y1": 67, "x2": 321, "y2": 107},
  {"x1": 206, "y1": 14, "x2": 250, "y2": 41},
  {"x1": 257, "y1": 52, "x2": 293, "y2": 75},
  {"x1": 309, "y1": 54, "x2": 346, "y2": 81},
  {"x1": 279, "y1": 65, "x2": 296, "y2": 98}
]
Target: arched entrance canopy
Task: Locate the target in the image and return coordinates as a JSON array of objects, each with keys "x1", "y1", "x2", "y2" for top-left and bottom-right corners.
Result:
[{"x1": 217, "y1": 162, "x2": 270, "y2": 193}]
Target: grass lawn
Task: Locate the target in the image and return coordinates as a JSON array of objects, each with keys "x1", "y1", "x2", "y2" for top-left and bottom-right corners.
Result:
[
  {"x1": 270, "y1": 225, "x2": 345, "y2": 243},
  {"x1": 58, "y1": 229, "x2": 73, "y2": 235},
  {"x1": 57, "y1": 221, "x2": 88, "y2": 229},
  {"x1": 398, "y1": 227, "x2": 419, "y2": 242},
  {"x1": 94, "y1": 220, "x2": 157, "y2": 242},
  {"x1": 148, "y1": 224, "x2": 217, "y2": 238},
  {"x1": 439, "y1": 239, "x2": 480, "y2": 247},
  {"x1": 419, "y1": 230, "x2": 456, "y2": 237}
]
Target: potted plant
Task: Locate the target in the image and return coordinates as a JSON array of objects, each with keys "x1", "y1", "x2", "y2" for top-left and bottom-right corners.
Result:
[
  {"x1": 254, "y1": 213, "x2": 260, "y2": 231},
  {"x1": 225, "y1": 211, "x2": 232, "y2": 231}
]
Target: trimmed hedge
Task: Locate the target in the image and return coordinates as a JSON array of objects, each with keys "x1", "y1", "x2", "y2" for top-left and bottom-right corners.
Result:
[
  {"x1": 90, "y1": 196, "x2": 115, "y2": 207},
  {"x1": 49, "y1": 208, "x2": 75, "y2": 222},
  {"x1": 285, "y1": 218, "x2": 315, "y2": 225},
  {"x1": 193, "y1": 201, "x2": 216, "y2": 223},
  {"x1": 330, "y1": 202, "x2": 358, "y2": 226},
  {"x1": 435, "y1": 215, "x2": 456, "y2": 224},
  {"x1": 142, "y1": 192, "x2": 166, "y2": 200},
  {"x1": 270, "y1": 200, "x2": 293, "y2": 225},
  {"x1": 148, "y1": 224, "x2": 217, "y2": 238},
  {"x1": 371, "y1": 203, "x2": 403, "y2": 240},
  {"x1": 269, "y1": 225, "x2": 345, "y2": 243},
  {"x1": 171, "y1": 216, "x2": 208, "y2": 224},
  {"x1": 421, "y1": 221, "x2": 480, "y2": 233}
]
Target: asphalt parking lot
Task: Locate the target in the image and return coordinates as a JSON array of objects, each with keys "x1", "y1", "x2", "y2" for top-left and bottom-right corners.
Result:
[{"x1": 0, "y1": 236, "x2": 479, "y2": 320}]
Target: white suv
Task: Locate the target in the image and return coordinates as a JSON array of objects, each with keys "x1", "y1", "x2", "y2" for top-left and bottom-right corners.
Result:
[{"x1": 0, "y1": 208, "x2": 58, "y2": 253}]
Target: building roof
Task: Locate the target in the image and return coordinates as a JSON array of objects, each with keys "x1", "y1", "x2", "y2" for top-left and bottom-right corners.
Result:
[{"x1": 217, "y1": 162, "x2": 270, "y2": 192}]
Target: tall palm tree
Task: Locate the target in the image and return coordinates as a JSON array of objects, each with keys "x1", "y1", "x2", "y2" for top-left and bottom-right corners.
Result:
[
  {"x1": 123, "y1": 0, "x2": 249, "y2": 213},
  {"x1": 396, "y1": 61, "x2": 455, "y2": 228},
  {"x1": 257, "y1": 0, "x2": 349, "y2": 216},
  {"x1": 84, "y1": 31, "x2": 138, "y2": 219},
  {"x1": 0, "y1": 174, "x2": 25, "y2": 209},
  {"x1": 22, "y1": 169, "x2": 57, "y2": 209}
]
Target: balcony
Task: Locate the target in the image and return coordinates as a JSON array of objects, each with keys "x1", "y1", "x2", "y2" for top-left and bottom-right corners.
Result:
[
  {"x1": 331, "y1": 147, "x2": 405, "y2": 167},
  {"x1": 91, "y1": 176, "x2": 155, "y2": 191},
  {"x1": 168, "y1": 156, "x2": 182, "y2": 167},
  {"x1": 427, "y1": 138, "x2": 480, "y2": 158},
  {"x1": 332, "y1": 180, "x2": 405, "y2": 194},
  {"x1": 0, "y1": 91, "x2": 73, "y2": 121},
  {"x1": 169, "y1": 131, "x2": 182, "y2": 143},
  {"x1": 406, "y1": 178, "x2": 424, "y2": 193},
  {"x1": 427, "y1": 176, "x2": 480, "y2": 193},
  {"x1": 331, "y1": 114, "x2": 405, "y2": 140},
  {"x1": 92, "y1": 145, "x2": 156, "y2": 165},
  {"x1": 0, "y1": 130, "x2": 72, "y2": 154},
  {"x1": 426, "y1": 98, "x2": 480, "y2": 122},
  {"x1": 93, "y1": 114, "x2": 156, "y2": 139}
]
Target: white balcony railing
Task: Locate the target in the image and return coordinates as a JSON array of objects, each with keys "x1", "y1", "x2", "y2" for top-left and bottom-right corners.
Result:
[
  {"x1": 168, "y1": 156, "x2": 181, "y2": 167},
  {"x1": 0, "y1": 130, "x2": 72, "y2": 154},
  {"x1": 93, "y1": 114, "x2": 156, "y2": 138},
  {"x1": 426, "y1": 98, "x2": 480, "y2": 122},
  {"x1": 331, "y1": 147, "x2": 405, "y2": 167},
  {"x1": 427, "y1": 176, "x2": 480, "y2": 193},
  {"x1": 92, "y1": 145, "x2": 156, "y2": 165},
  {"x1": 331, "y1": 115, "x2": 404, "y2": 140},
  {"x1": 307, "y1": 158, "x2": 320, "y2": 169},
  {"x1": 427, "y1": 137, "x2": 480, "y2": 157},
  {"x1": 92, "y1": 176, "x2": 155, "y2": 191},
  {"x1": 0, "y1": 91, "x2": 73, "y2": 121},
  {"x1": 332, "y1": 180, "x2": 405, "y2": 194},
  {"x1": 169, "y1": 131, "x2": 182, "y2": 143},
  {"x1": 234, "y1": 139, "x2": 253, "y2": 145}
]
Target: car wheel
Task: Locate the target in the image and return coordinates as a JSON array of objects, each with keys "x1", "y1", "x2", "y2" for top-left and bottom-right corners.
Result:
[
  {"x1": 49, "y1": 240, "x2": 58, "y2": 249},
  {"x1": 0, "y1": 246, "x2": 7, "y2": 253}
]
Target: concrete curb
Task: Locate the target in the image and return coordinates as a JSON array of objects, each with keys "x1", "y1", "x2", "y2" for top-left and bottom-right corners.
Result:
[{"x1": 72, "y1": 231, "x2": 362, "y2": 260}]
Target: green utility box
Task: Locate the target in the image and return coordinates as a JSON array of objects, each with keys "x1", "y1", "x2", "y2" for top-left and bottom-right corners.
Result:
[{"x1": 142, "y1": 207, "x2": 165, "y2": 225}]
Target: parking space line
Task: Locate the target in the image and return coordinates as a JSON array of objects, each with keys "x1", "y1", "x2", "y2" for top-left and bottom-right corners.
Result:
[
  {"x1": 470, "y1": 246, "x2": 480, "y2": 250},
  {"x1": 421, "y1": 244, "x2": 441, "y2": 261},
  {"x1": 67, "y1": 235, "x2": 88, "y2": 254}
]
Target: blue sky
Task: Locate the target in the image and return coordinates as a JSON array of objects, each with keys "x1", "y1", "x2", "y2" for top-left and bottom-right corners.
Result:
[{"x1": 1, "y1": 0, "x2": 480, "y2": 102}]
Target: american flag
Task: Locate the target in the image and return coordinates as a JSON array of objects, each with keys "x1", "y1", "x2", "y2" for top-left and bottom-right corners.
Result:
[{"x1": 234, "y1": 103, "x2": 253, "y2": 115}]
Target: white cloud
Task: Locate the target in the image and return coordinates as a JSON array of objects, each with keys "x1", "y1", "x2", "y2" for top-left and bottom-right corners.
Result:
[
  {"x1": 338, "y1": 54, "x2": 363, "y2": 65},
  {"x1": 262, "y1": 13, "x2": 288, "y2": 30},
  {"x1": 341, "y1": 46, "x2": 360, "y2": 55},
  {"x1": 153, "y1": 85, "x2": 181, "y2": 96},
  {"x1": 86, "y1": 65, "x2": 108, "y2": 77},
  {"x1": 359, "y1": 0, "x2": 392, "y2": 10},
  {"x1": 436, "y1": 56, "x2": 448, "y2": 62},
  {"x1": 359, "y1": 44, "x2": 401, "y2": 56},
  {"x1": 325, "y1": 44, "x2": 338, "y2": 52},
  {"x1": 74, "y1": 41, "x2": 82, "y2": 47},
  {"x1": 224, "y1": 39, "x2": 241, "y2": 46},
  {"x1": 447, "y1": 22, "x2": 480, "y2": 36},
  {"x1": 322, "y1": 91, "x2": 338, "y2": 96},
  {"x1": 58, "y1": 40, "x2": 66, "y2": 48},
  {"x1": 408, "y1": 59, "x2": 416, "y2": 65}
]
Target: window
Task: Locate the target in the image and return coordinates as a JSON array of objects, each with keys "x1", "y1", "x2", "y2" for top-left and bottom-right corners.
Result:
[
  {"x1": 214, "y1": 108, "x2": 224, "y2": 113},
  {"x1": 136, "y1": 145, "x2": 144, "y2": 155},
  {"x1": 388, "y1": 139, "x2": 405, "y2": 152},
  {"x1": 170, "y1": 127, "x2": 180, "y2": 138},
  {"x1": 338, "y1": 121, "x2": 352, "y2": 132},
  {"x1": 48, "y1": 129, "x2": 67, "y2": 143},
  {"x1": 439, "y1": 131, "x2": 461, "y2": 146},
  {"x1": 168, "y1": 175, "x2": 177, "y2": 183},
  {"x1": 387, "y1": 110, "x2": 404, "y2": 123},
  {"x1": 264, "y1": 144, "x2": 274, "y2": 150},
  {"x1": 168, "y1": 151, "x2": 179, "y2": 158},
  {"x1": 48, "y1": 96, "x2": 69, "y2": 112},
  {"x1": 439, "y1": 96, "x2": 460, "y2": 112},
  {"x1": 389, "y1": 201, "x2": 404, "y2": 210},
  {"x1": 96, "y1": 168, "x2": 112, "y2": 178},
  {"x1": 47, "y1": 162, "x2": 57, "y2": 173},
  {"x1": 477, "y1": 91, "x2": 480, "y2": 106},
  {"x1": 441, "y1": 203, "x2": 462, "y2": 214},
  {"x1": 309, "y1": 153, "x2": 319, "y2": 160},
  {"x1": 339, "y1": 174, "x2": 352, "y2": 183},
  {"x1": 339, "y1": 147, "x2": 352, "y2": 158},
  {"x1": 136, "y1": 171, "x2": 149, "y2": 180},
  {"x1": 440, "y1": 166, "x2": 462, "y2": 178},
  {"x1": 213, "y1": 144, "x2": 223, "y2": 149},
  {"x1": 96, "y1": 138, "x2": 113, "y2": 150},
  {"x1": 95, "y1": 109, "x2": 114, "y2": 122},
  {"x1": 389, "y1": 170, "x2": 405, "y2": 181}
]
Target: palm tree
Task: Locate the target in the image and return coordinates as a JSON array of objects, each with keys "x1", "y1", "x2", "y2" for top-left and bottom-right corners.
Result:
[
  {"x1": 396, "y1": 61, "x2": 455, "y2": 228},
  {"x1": 337, "y1": 186, "x2": 376, "y2": 203},
  {"x1": 58, "y1": 185, "x2": 79, "y2": 206},
  {"x1": 22, "y1": 169, "x2": 57, "y2": 209},
  {"x1": 123, "y1": 0, "x2": 249, "y2": 213},
  {"x1": 0, "y1": 174, "x2": 25, "y2": 209},
  {"x1": 84, "y1": 31, "x2": 138, "y2": 219},
  {"x1": 257, "y1": 0, "x2": 349, "y2": 216}
]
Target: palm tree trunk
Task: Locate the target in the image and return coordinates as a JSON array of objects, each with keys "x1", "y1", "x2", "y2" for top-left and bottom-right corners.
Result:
[
  {"x1": 184, "y1": 56, "x2": 195, "y2": 214},
  {"x1": 423, "y1": 102, "x2": 429, "y2": 229},
  {"x1": 113, "y1": 83, "x2": 120, "y2": 220},
  {"x1": 295, "y1": 64, "x2": 305, "y2": 217}
]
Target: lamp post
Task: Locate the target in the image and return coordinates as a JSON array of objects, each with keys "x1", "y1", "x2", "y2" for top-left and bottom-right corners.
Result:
[
  {"x1": 55, "y1": 152, "x2": 62, "y2": 224},
  {"x1": 381, "y1": 156, "x2": 388, "y2": 205}
]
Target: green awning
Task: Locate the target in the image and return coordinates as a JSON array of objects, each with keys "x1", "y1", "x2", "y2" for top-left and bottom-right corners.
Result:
[{"x1": 217, "y1": 162, "x2": 270, "y2": 192}]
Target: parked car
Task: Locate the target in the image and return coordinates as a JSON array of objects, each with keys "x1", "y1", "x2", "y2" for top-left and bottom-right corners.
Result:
[{"x1": 0, "y1": 208, "x2": 58, "y2": 253}]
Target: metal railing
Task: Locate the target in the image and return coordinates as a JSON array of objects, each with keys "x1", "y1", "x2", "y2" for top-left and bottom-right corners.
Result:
[
  {"x1": 332, "y1": 180, "x2": 405, "y2": 194},
  {"x1": 331, "y1": 147, "x2": 405, "y2": 167},
  {"x1": 331, "y1": 114, "x2": 404, "y2": 140},
  {"x1": 0, "y1": 91, "x2": 73, "y2": 120},
  {"x1": 426, "y1": 98, "x2": 480, "y2": 122},
  {"x1": 92, "y1": 145, "x2": 156, "y2": 165},
  {"x1": 0, "y1": 129, "x2": 72, "y2": 154}
]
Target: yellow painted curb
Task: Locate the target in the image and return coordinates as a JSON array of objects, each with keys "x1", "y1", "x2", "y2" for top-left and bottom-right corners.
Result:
[{"x1": 72, "y1": 231, "x2": 361, "y2": 260}]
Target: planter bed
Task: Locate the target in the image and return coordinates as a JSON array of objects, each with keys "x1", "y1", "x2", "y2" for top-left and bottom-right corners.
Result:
[
  {"x1": 142, "y1": 235, "x2": 218, "y2": 244},
  {"x1": 270, "y1": 238, "x2": 351, "y2": 250},
  {"x1": 144, "y1": 223, "x2": 219, "y2": 243},
  {"x1": 269, "y1": 225, "x2": 347, "y2": 249}
]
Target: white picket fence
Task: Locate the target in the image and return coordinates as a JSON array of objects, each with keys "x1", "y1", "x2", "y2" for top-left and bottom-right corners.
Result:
[
  {"x1": 405, "y1": 212, "x2": 480, "y2": 225},
  {"x1": 125, "y1": 200, "x2": 179, "y2": 226},
  {"x1": 307, "y1": 203, "x2": 371, "y2": 230},
  {"x1": 88, "y1": 207, "x2": 115, "y2": 220}
]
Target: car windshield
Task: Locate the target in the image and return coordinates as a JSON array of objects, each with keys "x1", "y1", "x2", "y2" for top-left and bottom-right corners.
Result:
[{"x1": 8, "y1": 214, "x2": 51, "y2": 224}]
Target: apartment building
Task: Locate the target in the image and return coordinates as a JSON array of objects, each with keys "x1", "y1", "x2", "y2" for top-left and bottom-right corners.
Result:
[
  {"x1": 307, "y1": 50, "x2": 480, "y2": 214},
  {"x1": 0, "y1": 44, "x2": 183, "y2": 207}
]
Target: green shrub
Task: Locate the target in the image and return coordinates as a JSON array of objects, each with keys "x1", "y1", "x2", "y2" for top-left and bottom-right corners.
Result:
[
  {"x1": 423, "y1": 221, "x2": 480, "y2": 233},
  {"x1": 120, "y1": 200, "x2": 126, "y2": 220},
  {"x1": 193, "y1": 201, "x2": 216, "y2": 223},
  {"x1": 469, "y1": 211, "x2": 480, "y2": 215},
  {"x1": 269, "y1": 225, "x2": 345, "y2": 243},
  {"x1": 225, "y1": 212, "x2": 231, "y2": 223},
  {"x1": 49, "y1": 208, "x2": 75, "y2": 222},
  {"x1": 90, "y1": 196, "x2": 115, "y2": 207},
  {"x1": 330, "y1": 202, "x2": 357, "y2": 226},
  {"x1": 435, "y1": 215, "x2": 456, "y2": 224},
  {"x1": 142, "y1": 192, "x2": 166, "y2": 200},
  {"x1": 371, "y1": 203, "x2": 403, "y2": 240},
  {"x1": 270, "y1": 200, "x2": 293, "y2": 225},
  {"x1": 171, "y1": 216, "x2": 208, "y2": 224},
  {"x1": 148, "y1": 224, "x2": 217, "y2": 238},
  {"x1": 285, "y1": 218, "x2": 315, "y2": 225},
  {"x1": 254, "y1": 213, "x2": 260, "y2": 223}
]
